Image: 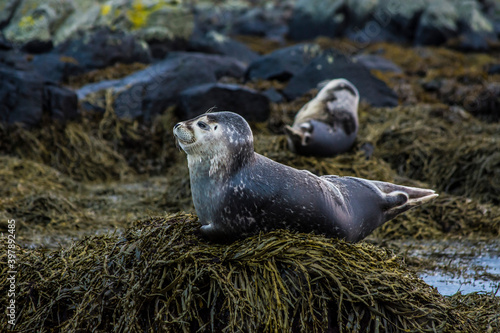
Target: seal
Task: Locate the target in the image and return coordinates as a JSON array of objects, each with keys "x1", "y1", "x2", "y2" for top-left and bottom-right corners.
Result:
[
  {"x1": 173, "y1": 111, "x2": 438, "y2": 243},
  {"x1": 285, "y1": 78, "x2": 359, "y2": 156}
]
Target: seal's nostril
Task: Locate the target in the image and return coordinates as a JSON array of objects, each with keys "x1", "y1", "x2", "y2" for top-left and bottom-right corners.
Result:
[{"x1": 174, "y1": 123, "x2": 181, "y2": 129}]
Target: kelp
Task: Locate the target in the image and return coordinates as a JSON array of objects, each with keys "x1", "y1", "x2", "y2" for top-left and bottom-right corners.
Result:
[
  {"x1": 361, "y1": 105, "x2": 500, "y2": 205},
  {"x1": 0, "y1": 214, "x2": 480, "y2": 332}
]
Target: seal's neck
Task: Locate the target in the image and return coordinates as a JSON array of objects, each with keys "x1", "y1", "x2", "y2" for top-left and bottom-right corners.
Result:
[{"x1": 187, "y1": 149, "x2": 254, "y2": 181}]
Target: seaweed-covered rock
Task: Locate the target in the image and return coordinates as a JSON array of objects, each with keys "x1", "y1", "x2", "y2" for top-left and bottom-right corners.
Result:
[
  {"x1": 0, "y1": 214, "x2": 476, "y2": 332},
  {"x1": 189, "y1": 30, "x2": 259, "y2": 64},
  {"x1": 0, "y1": 64, "x2": 78, "y2": 126},
  {"x1": 78, "y1": 52, "x2": 246, "y2": 120},
  {"x1": 283, "y1": 50, "x2": 399, "y2": 107},
  {"x1": 178, "y1": 83, "x2": 270, "y2": 121},
  {"x1": 246, "y1": 43, "x2": 322, "y2": 81}
]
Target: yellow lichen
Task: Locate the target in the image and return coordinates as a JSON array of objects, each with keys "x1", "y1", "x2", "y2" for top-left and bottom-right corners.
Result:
[
  {"x1": 18, "y1": 16, "x2": 36, "y2": 29},
  {"x1": 101, "y1": 4, "x2": 112, "y2": 16},
  {"x1": 126, "y1": 0, "x2": 170, "y2": 30}
]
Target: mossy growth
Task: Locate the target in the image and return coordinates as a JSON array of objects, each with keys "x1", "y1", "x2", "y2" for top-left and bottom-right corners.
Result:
[{"x1": 1, "y1": 213, "x2": 483, "y2": 332}]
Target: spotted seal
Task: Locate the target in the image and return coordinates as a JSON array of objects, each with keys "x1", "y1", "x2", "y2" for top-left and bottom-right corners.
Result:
[
  {"x1": 285, "y1": 78, "x2": 359, "y2": 156},
  {"x1": 173, "y1": 111, "x2": 437, "y2": 243}
]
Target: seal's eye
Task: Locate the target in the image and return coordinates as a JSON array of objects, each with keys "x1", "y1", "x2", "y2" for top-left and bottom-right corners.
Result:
[{"x1": 197, "y1": 121, "x2": 209, "y2": 130}]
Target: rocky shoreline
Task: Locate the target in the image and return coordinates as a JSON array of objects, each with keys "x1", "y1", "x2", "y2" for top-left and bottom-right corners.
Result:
[{"x1": 1, "y1": 1, "x2": 499, "y2": 332}]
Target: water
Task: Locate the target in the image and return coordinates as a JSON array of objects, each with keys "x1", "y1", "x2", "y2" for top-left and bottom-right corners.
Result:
[{"x1": 397, "y1": 240, "x2": 500, "y2": 296}]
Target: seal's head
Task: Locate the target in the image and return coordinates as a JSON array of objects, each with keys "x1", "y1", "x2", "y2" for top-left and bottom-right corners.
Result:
[{"x1": 174, "y1": 111, "x2": 254, "y2": 174}]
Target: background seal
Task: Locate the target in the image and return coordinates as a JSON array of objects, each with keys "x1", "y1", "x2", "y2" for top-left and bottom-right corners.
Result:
[{"x1": 285, "y1": 78, "x2": 359, "y2": 156}]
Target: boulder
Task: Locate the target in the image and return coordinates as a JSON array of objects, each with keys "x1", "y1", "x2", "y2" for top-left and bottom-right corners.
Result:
[
  {"x1": 283, "y1": 50, "x2": 398, "y2": 107},
  {"x1": 415, "y1": 2, "x2": 458, "y2": 45},
  {"x1": 31, "y1": 53, "x2": 81, "y2": 83},
  {"x1": 288, "y1": 0, "x2": 348, "y2": 41},
  {"x1": 231, "y1": 6, "x2": 289, "y2": 41},
  {"x1": 246, "y1": 43, "x2": 322, "y2": 81},
  {"x1": 78, "y1": 53, "x2": 246, "y2": 121},
  {"x1": 0, "y1": 64, "x2": 77, "y2": 126},
  {"x1": 178, "y1": 83, "x2": 270, "y2": 121},
  {"x1": 353, "y1": 54, "x2": 403, "y2": 73},
  {"x1": 53, "y1": 27, "x2": 151, "y2": 72},
  {"x1": 3, "y1": 0, "x2": 75, "y2": 46},
  {"x1": 189, "y1": 31, "x2": 259, "y2": 64}
]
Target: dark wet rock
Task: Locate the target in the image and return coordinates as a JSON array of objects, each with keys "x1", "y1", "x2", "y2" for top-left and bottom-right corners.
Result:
[
  {"x1": 487, "y1": 64, "x2": 500, "y2": 75},
  {"x1": 231, "y1": 6, "x2": 289, "y2": 41},
  {"x1": 0, "y1": 49, "x2": 33, "y2": 70},
  {"x1": 246, "y1": 43, "x2": 322, "y2": 81},
  {"x1": 422, "y1": 79, "x2": 442, "y2": 92},
  {"x1": 189, "y1": 31, "x2": 259, "y2": 64},
  {"x1": 192, "y1": 2, "x2": 289, "y2": 41},
  {"x1": 178, "y1": 83, "x2": 270, "y2": 121},
  {"x1": 43, "y1": 82, "x2": 78, "y2": 121},
  {"x1": 31, "y1": 53, "x2": 81, "y2": 83},
  {"x1": 262, "y1": 88, "x2": 284, "y2": 103},
  {"x1": 360, "y1": 142, "x2": 375, "y2": 160},
  {"x1": 0, "y1": 35, "x2": 14, "y2": 50},
  {"x1": 353, "y1": 54, "x2": 402, "y2": 73},
  {"x1": 462, "y1": 83, "x2": 500, "y2": 122},
  {"x1": 288, "y1": 0, "x2": 348, "y2": 41},
  {"x1": 78, "y1": 52, "x2": 246, "y2": 121},
  {"x1": 53, "y1": 27, "x2": 151, "y2": 72},
  {"x1": 415, "y1": 2, "x2": 458, "y2": 45},
  {"x1": 452, "y1": 31, "x2": 491, "y2": 51},
  {"x1": 0, "y1": 64, "x2": 77, "y2": 126},
  {"x1": 0, "y1": 0, "x2": 21, "y2": 30},
  {"x1": 283, "y1": 50, "x2": 398, "y2": 107},
  {"x1": 20, "y1": 39, "x2": 53, "y2": 54}
]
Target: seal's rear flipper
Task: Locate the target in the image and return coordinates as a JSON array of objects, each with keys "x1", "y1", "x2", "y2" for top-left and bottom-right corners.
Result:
[{"x1": 370, "y1": 181, "x2": 438, "y2": 220}]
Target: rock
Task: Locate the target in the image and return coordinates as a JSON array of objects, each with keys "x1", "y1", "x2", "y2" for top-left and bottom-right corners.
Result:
[
  {"x1": 376, "y1": 1, "x2": 427, "y2": 41},
  {"x1": 353, "y1": 54, "x2": 402, "y2": 73},
  {"x1": 415, "y1": 2, "x2": 458, "y2": 45},
  {"x1": 0, "y1": 64, "x2": 43, "y2": 126},
  {"x1": 462, "y1": 83, "x2": 500, "y2": 122},
  {"x1": 53, "y1": 26, "x2": 151, "y2": 72},
  {"x1": 20, "y1": 39, "x2": 53, "y2": 54},
  {"x1": 451, "y1": 0, "x2": 497, "y2": 51},
  {"x1": 53, "y1": 0, "x2": 194, "y2": 46},
  {"x1": 31, "y1": 53, "x2": 81, "y2": 83},
  {"x1": 487, "y1": 64, "x2": 500, "y2": 75},
  {"x1": 0, "y1": 34, "x2": 14, "y2": 50},
  {"x1": 43, "y1": 82, "x2": 78, "y2": 121},
  {"x1": 283, "y1": 50, "x2": 398, "y2": 107},
  {"x1": 0, "y1": 63, "x2": 77, "y2": 126},
  {"x1": 0, "y1": 49, "x2": 33, "y2": 70},
  {"x1": 262, "y1": 88, "x2": 285, "y2": 103},
  {"x1": 3, "y1": 0, "x2": 75, "y2": 46},
  {"x1": 288, "y1": 0, "x2": 348, "y2": 41},
  {"x1": 178, "y1": 83, "x2": 270, "y2": 121},
  {"x1": 0, "y1": 0, "x2": 21, "y2": 29},
  {"x1": 78, "y1": 52, "x2": 246, "y2": 121},
  {"x1": 231, "y1": 6, "x2": 289, "y2": 41},
  {"x1": 246, "y1": 43, "x2": 322, "y2": 81},
  {"x1": 189, "y1": 31, "x2": 259, "y2": 64}
]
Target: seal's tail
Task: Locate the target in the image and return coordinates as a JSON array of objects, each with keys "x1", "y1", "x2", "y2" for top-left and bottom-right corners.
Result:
[{"x1": 370, "y1": 180, "x2": 438, "y2": 220}]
